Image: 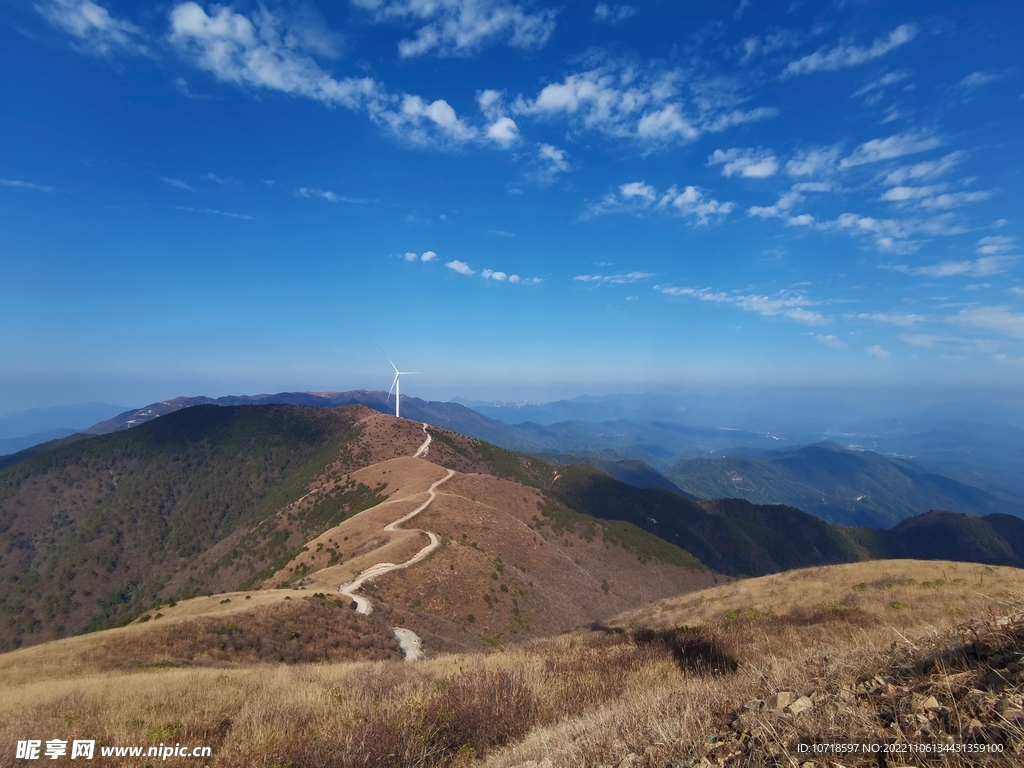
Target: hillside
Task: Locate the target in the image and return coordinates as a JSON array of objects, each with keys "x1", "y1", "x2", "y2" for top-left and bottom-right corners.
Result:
[
  {"x1": 0, "y1": 404, "x2": 714, "y2": 652},
  {"x1": 666, "y1": 440, "x2": 1024, "y2": 527}
]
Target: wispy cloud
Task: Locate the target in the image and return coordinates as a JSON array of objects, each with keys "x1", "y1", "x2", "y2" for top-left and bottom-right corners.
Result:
[
  {"x1": 655, "y1": 285, "x2": 827, "y2": 325},
  {"x1": 952, "y1": 306, "x2": 1024, "y2": 339},
  {"x1": 960, "y1": 71, "x2": 1000, "y2": 91},
  {"x1": 889, "y1": 256, "x2": 1017, "y2": 278},
  {"x1": 585, "y1": 181, "x2": 734, "y2": 225},
  {"x1": 161, "y1": 177, "x2": 193, "y2": 191},
  {"x1": 786, "y1": 146, "x2": 842, "y2": 177},
  {"x1": 879, "y1": 151, "x2": 965, "y2": 185},
  {"x1": 840, "y1": 131, "x2": 943, "y2": 168},
  {"x1": 813, "y1": 334, "x2": 848, "y2": 348},
  {"x1": 352, "y1": 0, "x2": 557, "y2": 58},
  {"x1": 514, "y1": 62, "x2": 777, "y2": 146},
  {"x1": 976, "y1": 236, "x2": 1016, "y2": 255},
  {"x1": 295, "y1": 187, "x2": 368, "y2": 204},
  {"x1": 175, "y1": 205, "x2": 252, "y2": 220},
  {"x1": 880, "y1": 185, "x2": 991, "y2": 211},
  {"x1": 533, "y1": 143, "x2": 570, "y2": 183},
  {"x1": 783, "y1": 24, "x2": 917, "y2": 77},
  {"x1": 853, "y1": 70, "x2": 911, "y2": 99},
  {"x1": 168, "y1": 3, "x2": 480, "y2": 149},
  {"x1": 866, "y1": 344, "x2": 890, "y2": 358},
  {"x1": 593, "y1": 3, "x2": 637, "y2": 24},
  {"x1": 846, "y1": 311, "x2": 925, "y2": 326},
  {"x1": 36, "y1": 0, "x2": 148, "y2": 56},
  {"x1": 0, "y1": 179, "x2": 55, "y2": 193},
  {"x1": 574, "y1": 272, "x2": 653, "y2": 284},
  {"x1": 708, "y1": 148, "x2": 779, "y2": 178}
]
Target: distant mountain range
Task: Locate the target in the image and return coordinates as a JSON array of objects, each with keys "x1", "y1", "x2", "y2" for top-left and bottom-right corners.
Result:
[
  {"x1": 665, "y1": 441, "x2": 1024, "y2": 528},
  {"x1": 3, "y1": 390, "x2": 1022, "y2": 530}
]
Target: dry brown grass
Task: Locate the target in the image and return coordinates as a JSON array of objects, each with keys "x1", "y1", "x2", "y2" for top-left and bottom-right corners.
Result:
[{"x1": 3, "y1": 560, "x2": 1023, "y2": 767}]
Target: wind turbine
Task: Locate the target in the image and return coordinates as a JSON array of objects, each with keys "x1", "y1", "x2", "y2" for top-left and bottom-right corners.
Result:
[{"x1": 384, "y1": 353, "x2": 418, "y2": 419}]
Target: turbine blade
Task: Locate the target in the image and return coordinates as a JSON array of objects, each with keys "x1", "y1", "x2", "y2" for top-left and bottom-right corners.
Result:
[
  {"x1": 381, "y1": 348, "x2": 399, "y2": 374},
  {"x1": 388, "y1": 373, "x2": 399, "y2": 401}
]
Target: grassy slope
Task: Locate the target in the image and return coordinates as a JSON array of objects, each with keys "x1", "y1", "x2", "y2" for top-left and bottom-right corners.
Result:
[{"x1": 3, "y1": 560, "x2": 1023, "y2": 767}]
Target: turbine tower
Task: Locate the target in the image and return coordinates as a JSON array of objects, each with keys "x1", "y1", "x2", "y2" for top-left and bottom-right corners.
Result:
[{"x1": 384, "y1": 353, "x2": 418, "y2": 419}]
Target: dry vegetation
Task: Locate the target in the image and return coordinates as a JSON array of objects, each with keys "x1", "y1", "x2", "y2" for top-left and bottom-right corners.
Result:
[{"x1": 2, "y1": 560, "x2": 1024, "y2": 767}]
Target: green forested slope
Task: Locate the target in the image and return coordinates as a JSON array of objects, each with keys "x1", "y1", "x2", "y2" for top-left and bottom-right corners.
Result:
[{"x1": 0, "y1": 405, "x2": 384, "y2": 650}]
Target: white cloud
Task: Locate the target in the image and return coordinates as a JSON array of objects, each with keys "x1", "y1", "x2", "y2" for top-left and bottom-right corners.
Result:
[
  {"x1": 822, "y1": 211, "x2": 967, "y2": 253},
  {"x1": 404, "y1": 252, "x2": 418, "y2": 262},
  {"x1": 421, "y1": 250, "x2": 437, "y2": 262},
  {"x1": 395, "y1": 95, "x2": 477, "y2": 142},
  {"x1": 866, "y1": 344, "x2": 890, "y2": 358},
  {"x1": 574, "y1": 272, "x2": 653, "y2": 284},
  {"x1": 660, "y1": 185, "x2": 735, "y2": 224},
  {"x1": 587, "y1": 182, "x2": 734, "y2": 224},
  {"x1": 446, "y1": 259, "x2": 475, "y2": 276},
  {"x1": 814, "y1": 334, "x2": 848, "y2": 348},
  {"x1": 786, "y1": 146, "x2": 842, "y2": 178},
  {"x1": 847, "y1": 312, "x2": 925, "y2": 326},
  {"x1": 738, "y1": 28, "x2": 807, "y2": 64},
  {"x1": 161, "y1": 177, "x2": 193, "y2": 191},
  {"x1": 879, "y1": 184, "x2": 991, "y2": 211},
  {"x1": 169, "y1": 3, "x2": 380, "y2": 105},
  {"x1": 593, "y1": 3, "x2": 637, "y2": 24},
  {"x1": 204, "y1": 172, "x2": 226, "y2": 183},
  {"x1": 890, "y1": 256, "x2": 1017, "y2": 278},
  {"x1": 960, "y1": 71, "x2": 1000, "y2": 90},
  {"x1": 953, "y1": 306, "x2": 1024, "y2": 338},
  {"x1": 783, "y1": 24, "x2": 917, "y2": 77},
  {"x1": 900, "y1": 334, "x2": 943, "y2": 349},
  {"x1": 485, "y1": 116, "x2": 519, "y2": 146},
  {"x1": 977, "y1": 236, "x2": 1016, "y2": 255},
  {"x1": 514, "y1": 64, "x2": 777, "y2": 146},
  {"x1": 656, "y1": 285, "x2": 827, "y2": 325},
  {"x1": 620, "y1": 182, "x2": 656, "y2": 201},
  {"x1": 880, "y1": 151, "x2": 965, "y2": 185},
  {"x1": 533, "y1": 143, "x2": 570, "y2": 183},
  {"x1": 747, "y1": 183, "x2": 829, "y2": 222},
  {"x1": 1009, "y1": 287, "x2": 1024, "y2": 296},
  {"x1": 853, "y1": 70, "x2": 911, "y2": 98},
  {"x1": 708, "y1": 148, "x2": 779, "y2": 178},
  {"x1": 36, "y1": 0, "x2": 148, "y2": 56},
  {"x1": 175, "y1": 205, "x2": 252, "y2": 220},
  {"x1": 840, "y1": 132, "x2": 944, "y2": 168},
  {"x1": 0, "y1": 179, "x2": 55, "y2": 193},
  {"x1": 353, "y1": 0, "x2": 557, "y2": 58},
  {"x1": 445, "y1": 262, "x2": 540, "y2": 284},
  {"x1": 168, "y1": 3, "x2": 480, "y2": 148},
  {"x1": 295, "y1": 187, "x2": 367, "y2": 203}
]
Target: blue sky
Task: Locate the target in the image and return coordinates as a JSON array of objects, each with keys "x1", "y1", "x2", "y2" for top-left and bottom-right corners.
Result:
[{"x1": 1, "y1": 0, "x2": 1022, "y2": 413}]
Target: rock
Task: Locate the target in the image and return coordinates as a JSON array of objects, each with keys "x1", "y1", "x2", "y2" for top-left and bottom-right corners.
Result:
[
  {"x1": 743, "y1": 698, "x2": 765, "y2": 711},
  {"x1": 769, "y1": 691, "x2": 796, "y2": 710},
  {"x1": 786, "y1": 696, "x2": 814, "y2": 716},
  {"x1": 915, "y1": 695, "x2": 941, "y2": 712}
]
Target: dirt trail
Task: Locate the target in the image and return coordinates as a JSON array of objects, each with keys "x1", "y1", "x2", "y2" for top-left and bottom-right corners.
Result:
[{"x1": 338, "y1": 423, "x2": 451, "y2": 661}]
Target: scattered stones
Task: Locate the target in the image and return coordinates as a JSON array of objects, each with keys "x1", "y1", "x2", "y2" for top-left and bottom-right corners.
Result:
[
  {"x1": 786, "y1": 695, "x2": 813, "y2": 715},
  {"x1": 768, "y1": 690, "x2": 795, "y2": 710}
]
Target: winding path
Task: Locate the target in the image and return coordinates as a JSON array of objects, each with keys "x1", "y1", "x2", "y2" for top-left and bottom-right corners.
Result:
[{"x1": 338, "y1": 423, "x2": 451, "y2": 661}]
